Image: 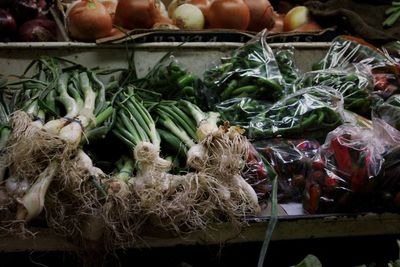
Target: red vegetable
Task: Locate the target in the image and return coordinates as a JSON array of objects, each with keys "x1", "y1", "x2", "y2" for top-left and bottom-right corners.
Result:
[
  {"x1": 207, "y1": 0, "x2": 250, "y2": 30},
  {"x1": 0, "y1": 8, "x2": 17, "y2": 41},
  {"x1": 66, "y1": 0, "x2": 113, "y2": 42},
  {"x1": 244, "y1": 0, "x2": 274, "y2": 32},
  {"x1": 13, "y1": 0, "x2": 39, "y2": 23},
  {"x1": 306, "y1": 183, "x2": 321, "y2": 214},
  {"x1": 18, "y1": 17, "x2": 57, "y2": 41},
  {"x1": 114, "y1": 0, "x2": 159, "y2": 30}
]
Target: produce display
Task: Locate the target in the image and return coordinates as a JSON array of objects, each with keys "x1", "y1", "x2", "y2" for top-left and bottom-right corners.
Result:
[
  {"x1": 2, "y1": 31, "x2": 400, "y2": 254},
  {"x1": 57, "y1": 0, "x2": 325, "y2": 42}
]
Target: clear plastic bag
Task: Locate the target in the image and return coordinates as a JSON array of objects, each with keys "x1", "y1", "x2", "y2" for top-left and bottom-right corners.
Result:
[
  {"x1": 295, "y1": 64, "x2": 374, "y2": 117},
  {"x1": 253, "y1": 139, "x2": 320, "y2": 203},
  {"x1": 274, "y1": 46, "x2": 301, "y2": 91},
  {"x1": 303, "y1": 121, "x2": 399, "y2": 214},
  {"x1": 202, "y1": 30, "x2": 285, "y2": 108},
  {"x1": 215, "y1": 97, "x2": 271, "y2": 129},
  {"x1": 249, "y1": 86, "x2": 344, "y2": 142},
  {"x1": 313, "y1": 35, "x2": 389, "y2": 70},
  {"x1": 243, "y1": 142, "x2": 276, "y2": 201},
  {"x1": 313, "y1": 35, "x2": 399, "y2": 99},
  {"x1": 373, "y1": 94, "x2": 400, "y2": 131}
]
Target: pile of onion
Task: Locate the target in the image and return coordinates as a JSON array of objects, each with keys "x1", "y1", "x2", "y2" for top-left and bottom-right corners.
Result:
[{"x1": 66, "y1": 0, "x2": 113, "y2": 42}]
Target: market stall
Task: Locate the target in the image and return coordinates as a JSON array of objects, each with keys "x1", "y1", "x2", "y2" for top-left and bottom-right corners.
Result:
[{"x1": 1, "y1": 1, "x2": 400, "y2": 267}]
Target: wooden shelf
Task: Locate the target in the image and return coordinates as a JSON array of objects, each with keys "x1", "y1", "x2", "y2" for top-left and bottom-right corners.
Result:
[{"x1": 1, "y1": 213, "x2": 400, "y2": 252}]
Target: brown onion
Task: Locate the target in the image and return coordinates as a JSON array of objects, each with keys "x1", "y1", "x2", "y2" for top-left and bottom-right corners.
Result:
[
  {"x1": 244, "y1": 0, "x2": 274, "y2": 32},
  {"x1": 66, "y1": 0, "x2": 113, "y2": 42},
  {"x1": 207, "y1": 0, "x2": 250, "y2": 30},
  {"x1": 114, "y1": 0, "x2": 158, "y2": 30}
]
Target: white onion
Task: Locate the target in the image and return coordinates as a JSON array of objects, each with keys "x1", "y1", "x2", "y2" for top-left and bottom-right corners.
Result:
[{"x1": 173, "y1": 3, "x2": 205, "y2": 30}]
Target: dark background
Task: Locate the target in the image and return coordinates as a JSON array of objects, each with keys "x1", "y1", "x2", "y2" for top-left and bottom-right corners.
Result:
[{"x1": 0, "y1": 234, "x2": 399, "y2": 267}]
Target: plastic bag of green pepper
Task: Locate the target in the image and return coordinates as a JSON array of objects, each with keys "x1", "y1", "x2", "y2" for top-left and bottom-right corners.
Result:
[
  {"x1": 304, "y1": 120, "x2": 400, "y2": 214},
  {"x1": 215, "y1": 97, "x2": 271, "y2": 129},
  {"x1": 249, "y1": 86, "x2": 344, "y2": 143},
  {"x1": 202, "y1": 29, "x2": 285, "y2": 108},
  {"x1": 295, "y1": 64, "x2": 374, "y2": 117},
  {"x1": 274, "y1": 45, "x2": 301, "y2": 93},
  {"x1": 314, "y1": 35, "x2": 400, "y2": 99}
]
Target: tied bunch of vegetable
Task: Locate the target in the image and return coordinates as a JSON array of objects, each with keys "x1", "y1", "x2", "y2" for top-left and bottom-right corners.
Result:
[
  {"x1": 295, "y1": 65, "x2": 373, "y2": 117},
  {"x1": 203, "y1": 30, "x2": 284, "y2": 106},
  {"x1": 249, "y1": 86, "x2": 344, "y2": 142},
  {"x1": 1, "y1": 57, "x2": 115, "y2": 240},
  {"x1": 101, "y1": 80, "x2": 261, "y2": 243},
  {"x1": 0, "y1": 0, "x2": 58, "y2": 42}
]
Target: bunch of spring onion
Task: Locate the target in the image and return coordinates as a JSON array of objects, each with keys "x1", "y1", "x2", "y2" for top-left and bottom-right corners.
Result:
[
  {"x1": 154, "y1": 99, "x2": 219, "y2": 171},
  {"x1": 3, "y1": 57, "x2": 115, "y2": 237}
]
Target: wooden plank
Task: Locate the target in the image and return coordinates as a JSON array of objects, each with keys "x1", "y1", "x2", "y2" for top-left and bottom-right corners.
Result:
[{"x1": 1, "y1": 213, "x2": 400, "y2": 252}]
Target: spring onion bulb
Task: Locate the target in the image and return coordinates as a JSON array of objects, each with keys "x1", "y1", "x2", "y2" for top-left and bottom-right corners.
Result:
[{"x1": 16, "y1": 161, "x2": 58, "y2": 222}]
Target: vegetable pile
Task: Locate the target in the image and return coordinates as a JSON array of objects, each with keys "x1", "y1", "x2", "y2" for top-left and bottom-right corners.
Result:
[
  {"x1": 60, "y1": 0, "x2": 323, "y2": 42},
  {"x1": 0, "y1": 0, "x2": 58, "y2": 42},
  {"x1": 2, "y1": 31, "x2": 400, "y2": 253}
]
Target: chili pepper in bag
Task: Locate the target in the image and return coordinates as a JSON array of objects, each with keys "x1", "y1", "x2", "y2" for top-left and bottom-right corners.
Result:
[
  {"x1": 314, "y1": 35, "x2": 400, "y2": 98},
  {"x1": 274, "y1": 46, "x2": 300, "y2": 87},
  {"x1": 304, "y1": 183, "x2": 321, "y2": 214},
  {"x1": 253, "y1": 138, "x2": 320, "y2": 203},
  {"x1": 243, "y1": 143, "x2": 272, "y2": 199},
  {"x1": 329, "y1": 134, "x2": 372, "y2": 193},
  {"x1": 203, "y1": 34, "x2": 284, "y2": 106},
  {"x1": 295, "y1": 68, "x2": 373, "y2": 117},
  {"x1": 215, "y1": 97, "x2": 272, "y2": 129},
  {"x1": 249, "y1": 87, "x2": 343, "y2": 143}
]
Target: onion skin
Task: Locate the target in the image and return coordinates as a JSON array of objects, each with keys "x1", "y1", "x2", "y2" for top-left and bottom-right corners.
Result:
[
  {"x1": 18, "y1": 18, "x2": 57, "y2": 42},
  {"x1": 67, "y1": 0, "x2": 113, "y2": 42},
  {"x1": 207, "y1": 0, "x2": 250, "y2": 30},
  {"x1": 114, "y1": 0, "x2": 158, "y2": 30},
  {"x1": 99, "y1": 0, "x2": 117, "y2": 19},
  {"x1": 283, "y1": 5, "x2": 310, "y2": 32},
  {"x1": 244, "y1": 0, "x2": 275, "y2": 32}
]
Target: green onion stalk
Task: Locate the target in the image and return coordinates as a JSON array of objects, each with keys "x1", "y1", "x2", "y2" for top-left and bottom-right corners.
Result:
[
  {"x1": 5, "y1": 57, "x2": 115, "y2": 224},
  {"x1": 156, "y1": 100, "x2": 260, "y2": 215},
  {"x1": 154, "y1": 99, "x2": 220, "y2": 171},
  {"x1": 113, "y1": 91, "x2": 172, "y2": 192}
]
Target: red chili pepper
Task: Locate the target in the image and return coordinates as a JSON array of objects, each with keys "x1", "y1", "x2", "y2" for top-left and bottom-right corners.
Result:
[
  {"x1": 325, "y1": 174, "x2": 338, "y2": 191},
  {"x1": 330, "y1": 136, "x2": 353, "y2": 177},
  {"x1": 350, "y1": 150, "x2": 370, "y2": 192},
  {"x1": 306, "y1": 184, "x2": 321, "y2": 214},
  {"x1": 312, "y1": 159, "x2": 325, "y2": 171}
]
